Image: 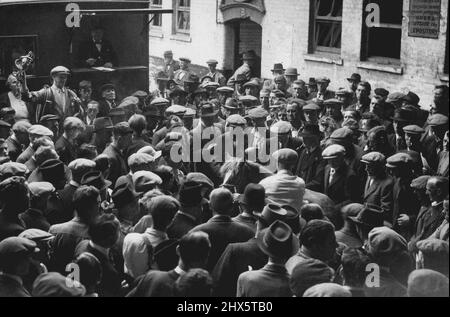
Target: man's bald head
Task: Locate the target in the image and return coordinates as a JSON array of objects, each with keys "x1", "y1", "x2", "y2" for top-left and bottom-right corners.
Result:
[{"x1": 209, "y1": 188, "x2": 234, "y2": 216}]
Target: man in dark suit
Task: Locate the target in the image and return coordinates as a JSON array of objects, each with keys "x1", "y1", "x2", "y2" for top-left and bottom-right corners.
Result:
[
  {"x1": 103, "y1": 122, "x2": 133, "y2": 185},
  {"x1": 421, "y1": 114, "x2": 449, "y2": 173},
  {"x1": 78, "y1": 26, "x2": 118, "y2": 68},
  {"x1": 5, "y1": 121, "x2": 31, "y2": 162},
  {"x1": 319, "y1": 144, "x2": 361, "y2": 210},
  {"x1": 296, "y1": 124, "x2": 326, "y2": 190},
  {"x1": 167, "y1": 181, "x2": 203, "y2": 240},
  {"x1": 97, "y1": 84, "x2": 117, "y2": 118},
  {"x1": 212, "y1": 204, "x2": 290, "y2": 297},
  {"x1": 386, "y1": 153, "x2": 420, "y2": 237},
  {"x1": 237, "y1": 221, "x2": 299, "y2": 297},
  {"x1": 127, "y1": 231, "x2": 211, "y2": 297},
  {"x1": 190, "y1": 188, "x2": 254, "y2": 272},
  {"x1": 361, "y1": 152, "x2": 394, "y2": 219},
  {"x1": 55, "y1": 117, "x2": 85, "y2": 165},
  {"x1": 126, "y1": 114, "x2": 151, "y2": 159},
  {"x1": 0, "y1": 177, "x2": 28, "y2": 241},
  {"x1": 163, "y1": 50, "x2": 180, "y2": 80}
]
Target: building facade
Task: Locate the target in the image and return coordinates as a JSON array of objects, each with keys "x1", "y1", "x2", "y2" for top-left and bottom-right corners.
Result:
[{"x1": 149, "y1": 0, "x2": 449, "y2": 107}]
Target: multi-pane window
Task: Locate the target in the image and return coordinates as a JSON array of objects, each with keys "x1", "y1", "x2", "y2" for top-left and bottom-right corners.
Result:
[
  {"x1": 151, "y1": 0, "x2": 163, "y2": 27},
  {"x1": 362, "y1": 0, "x2": 403, "y2": 62},
  {"x1": 309, "y1": 0, "x2": 343, "y2": 54},
  {"x1": 174, "y1": 0, "x2": 190, "y2": 34}
]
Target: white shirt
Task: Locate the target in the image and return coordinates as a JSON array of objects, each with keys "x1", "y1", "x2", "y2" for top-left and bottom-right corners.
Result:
[{"x1": 8, "y1": 92, "x2": 29, "y2": 121}]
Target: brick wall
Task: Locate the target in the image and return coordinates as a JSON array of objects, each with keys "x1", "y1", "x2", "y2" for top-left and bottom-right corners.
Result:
[{"x1": 149, "y1": 0, "x2": 449, "y2": 107}]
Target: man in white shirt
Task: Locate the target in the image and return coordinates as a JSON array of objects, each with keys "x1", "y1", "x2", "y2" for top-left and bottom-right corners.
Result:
[{"x1": 259, "y1": 148, "x2": 305, "y2": 213}]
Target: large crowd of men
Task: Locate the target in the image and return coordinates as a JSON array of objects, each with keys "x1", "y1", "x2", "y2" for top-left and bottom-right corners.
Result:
[{"x1": 0, "y1": 48, "x2": 448, "y2": 297}]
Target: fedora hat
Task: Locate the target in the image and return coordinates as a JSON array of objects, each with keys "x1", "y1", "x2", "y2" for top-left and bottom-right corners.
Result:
[
  {"x1": 237, "y1": 183, "x2": 268, "y2": 213},
  {"x1": 253, "y1": 204, "x2": 288, "y2": 227},
  {"x1": 349, "y1": 204, "x2": 384, "y2": 229},
  {"x1": 391, "y1": 108, "x2": 417, "y2": 123},
  {"x1": 81, "y1": 170, "x2": 112, "y2": 191},
  {"x1": 346, "y1": 73, "x2": 361, "y2": 82},
  {"x1": 198, "y1": 103, "x2": 218, "y2": 118},
  {"x1": 285, "y1": 67, "x2": 299, "y2": 77},
  {"x1": 242, "y1": 51, "x2": 257, "y2": 61},
  {"x1": 257, "y1": 220, "x2": 299, "y2": 259},
  {"x1": 271, "y1": 63, "x2": 285, "y2": 72},
  {"x1": 282, "y1": 205, "x2": 301, "y2": 235},
  {"x1": 39, "y1": 159, "x2": 65, "y2": 185},
  {"x1": 178, "y1": 181, "x2": 203, "y2": 207}
]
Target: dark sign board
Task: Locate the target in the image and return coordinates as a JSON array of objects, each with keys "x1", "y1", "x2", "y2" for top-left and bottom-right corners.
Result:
[{"x1": 408, "y1": 0, "x2": 441, "y2": 39}]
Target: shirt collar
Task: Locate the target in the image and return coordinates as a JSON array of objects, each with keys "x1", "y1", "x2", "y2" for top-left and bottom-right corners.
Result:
[
  {"x1": 69, "y1": 180, "x2": 80, "y2": 187},
  {"x1": 432, "y1": 201, "x2": 444, "y2": 207},
  {"x1": 51, "y1": 83, "x2": 66, "y2": 93},
  {"x1": 145, "y1": 228, "x2": 168, "y2": 240},
  {"x1": 174, "y1": 266, "x2": 186, "y2": 276}
]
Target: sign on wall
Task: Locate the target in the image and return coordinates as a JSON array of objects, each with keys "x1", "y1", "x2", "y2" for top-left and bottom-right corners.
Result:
[{"x1": 408, "y1": 0, "x2": 441, "y2": 39}]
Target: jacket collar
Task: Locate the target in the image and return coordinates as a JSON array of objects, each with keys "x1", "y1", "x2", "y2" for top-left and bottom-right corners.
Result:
[{"x1": 209, "y1": 215, "x2": 232, "y2": 223}]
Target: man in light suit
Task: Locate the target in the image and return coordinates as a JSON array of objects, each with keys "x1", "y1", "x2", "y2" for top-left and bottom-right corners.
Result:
[
  {"x1": 237, "y1": 221, "x2": 299, "y2": 297},
  {"x1": 361, "y1": 152, "x2": 394, "y2": 219}
]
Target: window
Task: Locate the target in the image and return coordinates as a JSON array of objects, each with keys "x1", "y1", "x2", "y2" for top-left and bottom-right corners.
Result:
[
  {"x1": 309, "y1": 0, "x2": 343, "y2": 55},
  {"x1": 362, "y1": 0, "x2": 403, "y2": 63},
  {"x1": 173, "y1": 0, "x2": 190, "y2": 34},
  {"x1": 150, "y1": 0, "x2": 163, "y2": 28}
]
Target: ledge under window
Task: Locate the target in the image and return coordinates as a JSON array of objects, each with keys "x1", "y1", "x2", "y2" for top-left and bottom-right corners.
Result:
[
  {"x1": 304, "y1": 54, "x2": 344, "y2": 66},
  {"x1": 149, "y1": 29, "x2": 164, "y2": 38},
  {"x1": 357, "y1": 62, "x2": 403, "y2": 75},
  {"x1": 170, "y1": 33, "x2": 191, "y2": 43}
]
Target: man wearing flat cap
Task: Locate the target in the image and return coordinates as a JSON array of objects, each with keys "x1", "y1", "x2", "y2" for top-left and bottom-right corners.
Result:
[
  {"x1": 361, "y1": 152, "x2": 394, "y2": 219},
  {"x1": 163, "y1": 50, "x2": 180, "y2": 80},
  {"x1": 421, "y1": 114, "x2": 449, "y2": 173},
  {"x1": 174, "y1": 57, "x2": 192, "y2": 85},
  {"x1": 205, "y1": 59, "x2": 227, "y2": 87},
  {"x1": 319, "y1": 144, "x2": 361, "y2": 208},
  {"x1": 21, "y1": 66, "x2": 81, "y2": 123},
  {"x1": 16, "y1": 124, "x2": 53, "y2": 164},
  {"x1": 19, "y1": 182, "x2": 54, "y2": 231},
  {"x1": 315, "y1": 77, "x2": 335, "y2": 101},
  {"x1": 5, "y1": 120, "x2": 31, "y2": 162},
  {"x1": 103, "y1": 122, "x2": 133, "y2": 185},
  {"x1": 0, "y1": 237, "x2": 38, "y2": 297}
]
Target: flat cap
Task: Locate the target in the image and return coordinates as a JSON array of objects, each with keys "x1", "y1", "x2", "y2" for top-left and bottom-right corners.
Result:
[
  {"x1": 185, "y1": 172, "x2": 214, "y2": 189},
  {"x1": 206, "y1": 59, "x2": 218, "y2": 65},
  {"x1": 386, "y1": 92, "x2": 406, "y2": 104},
  {"x1": 50, "y1": 66, "x2": 70, "y2": 76},
  {"x1": 216, "y1": 86, "x2": 235, "y2": 94},
  {"x1": 239, "y1": 95, "x2": 258, "y2": 102},
  {"x1": 427, "y1": 114, "x2": 449, "y2": 127},
  {"x1": 404, "y1": 91, "x2": 420, "y2": 105},
  {"x1": 226, "y1": 114, "x2": 247, "y2": 126},
  {"x1": 68, "y1": 158, "x2": 96, "y2": 172},
  {"x1": 330, "y1": 127, "x2": 353, "y2": 140},
  {"x1": 243, "y1": 79, "x2": 261, "y2": 88},
  {"x1": 128, "y1": 153, "x2": 156, "y2": 167},
  {"x1": 0, "y1": 162, "x2": 29, "y2": 179},
  {"x1": 108, "y1": 107, "x2": 126, "y2": 117},
  {"x1": 303, "y1": 103, "x2": 321, "y2": 111},
  {"x1": 163, "y1": 50, "x2": 173, "y2": 56},
  {"x1": 132, "y1": 90, "x2": 148, "y2": 98},
  {"x1": 335, "y1": 88, "x2": 353, "y2": 96},
  {"x1": 39, "y1": 114, "x2": 60, "y2": 124},
  {"x1": 416, "y1": 239, "x2": 449, "y2": 257},
  {"x1": 100, "y1": 83, "x2": 115, "y2": 92},
  {"x1": 166, "y1": 105, "x2": 187, "y2": 116},
  {"x1": 12, "y1": 120, "x2": 32, "y2": 133},
  {"x1": 323, "y1": 99, "x2": 343, "y2": 107},
  {"x1": 18, "y1": 229, "x2": 54, "y2": 242},
  {"x1": 322, "y1": 144, "x2": 346, "y2": 159},
  {"x1": 28, "y1": 182, "x2": 55, "y2": 197},
  {"x1": 374, "y1": 88, "x2": 390, "y2": 98},
  {"x1": 247, "y1": 107, "x2": 268, "y2": 119},
  {"x1": 150, "y1": 97, "x2": 170, "y2": 107},
  {"x1": 132, "y1": 170, "x2": 163, "y2": 193},
  {"x1": 403, "y1": 125, "x2": 425, "y2": 135},
  {"x1": 0, "y1": 237, "x2": 37, "y2": 258},
  {"x1": 407, "y1": 269, "x2": 449, "y2": 297},
  {"x1": 410, "y1": 175, "x2": 432, "y2": 190},
  {"x1": 183, "y1": 107, "x2": 196, "y2": 118},
  {"x1": 386, "y1": 153, "x2": 413, "y2": 168},
  {"x1": 179, "y1": 57, "x2": 191, "y2": 63},
  {"x1": 113, "y1": 122, "x2": 133, "y2": 135},
  {"x1": 303, "y1": 283, "x2": 351, "y2": 297},
  {"x1": 316, "y1": 76, "x2": 330, "y2": 83},
  {"x1": 270, "y1": 121, "x2": 292, "y2": 134},
  {"x1": 32, "y1": 272, "x2": 86, "y2": 297},
  {"x1": 274, "y1": 148, "x2": 298, "y2": 164},
  {"x1": 28, "y1": 125, "x2": 54, "y2": 137},
  {"x1": 367, "y1": 227, "x2": 407, "y2": 262},
  {"x1": 361, "y1": 152, "x2": 386, "y2": 164},
  {"x1": 137, "y1": 146, "x2": 162, "y2": 160}
]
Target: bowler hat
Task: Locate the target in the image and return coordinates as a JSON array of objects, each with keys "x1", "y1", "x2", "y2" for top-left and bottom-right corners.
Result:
[
  {"x1": 93, "y1": 117, "x2": 113, "y2": 132},
  {"x1": 39, "y1": 159, "x2": 65, "y2": 185},
  {"x1": 349, "y1": 205, "x2": 384, "y2": 228},
  {"x1": 178, "y1": 181, "x2": 203, "y2": 207},
  {"x1": 0, "y1": 237, "x2": 38, "y2": 263},
  {"x1": 285, "y1": 67, "x2": 299, "y2": 77},
  {"x1": 112, "y1": 183, "x2": 138, "y2": 208},
  {"x1": 299, "y1": 124, "x2": 321, "y2": 138},
  {"x1": 256, "y1": 220, "x2": 299, "y2": 259},
  {"x1": 237, "y1": 183, "x2": 267, "y2": 213},
  {"x1": 347, "y1": 73, "x2": 361, "y2": 82}
]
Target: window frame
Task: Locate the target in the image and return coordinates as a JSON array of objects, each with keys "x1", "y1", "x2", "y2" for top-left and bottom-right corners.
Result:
[
  {"x1": 309, "y1": 0, "x2": 343, "y2": 55},
  {"x1": 361, "y1": 0, "x2": 403, "y2": 64},
  {"x1": 150, "y1": 0, "x2": 163, "y2": 29},
  {"x1": 173, "y1": 0, "x2": 191, "y2": 35}
]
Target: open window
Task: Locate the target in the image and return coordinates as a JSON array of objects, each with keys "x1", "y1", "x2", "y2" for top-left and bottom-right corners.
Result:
[
  {"x1": 361, "y1": 0, "x2": 403, "y2": 64},
  {"x1": 173, "y1": 0, "x2": 190, "y2": 35},
  {"x1": 309, "y1": 0, "x2": 343, "y2": 55}
]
